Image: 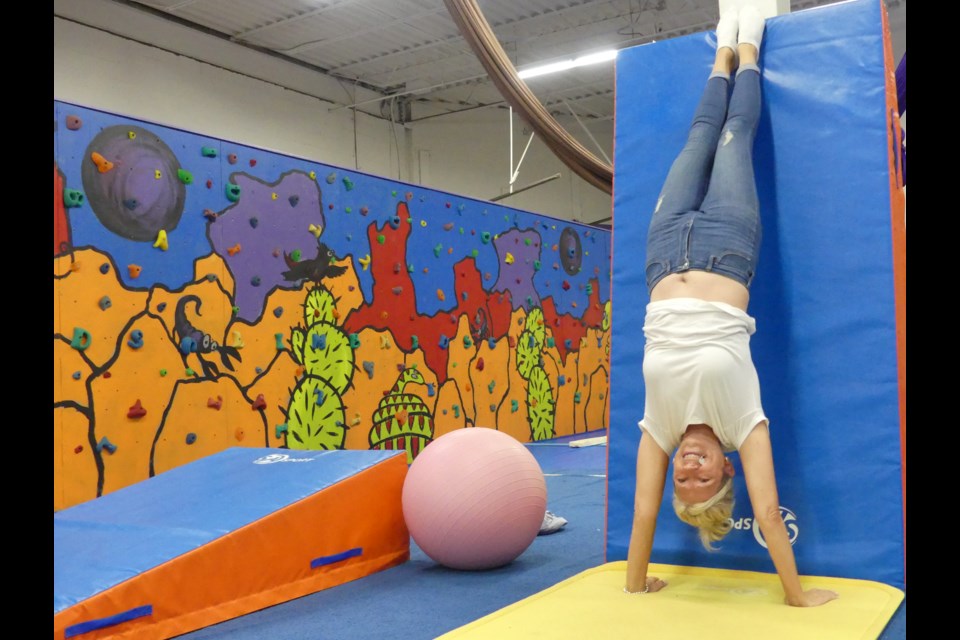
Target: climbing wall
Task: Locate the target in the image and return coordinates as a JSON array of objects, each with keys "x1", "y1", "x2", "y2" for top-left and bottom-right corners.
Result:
[
  {"x1": 605, "y1": 0, "x2": 906, "y2": 589},
  {"x1": 53, "y1": 103, "x2": 613, "y2": 511}
]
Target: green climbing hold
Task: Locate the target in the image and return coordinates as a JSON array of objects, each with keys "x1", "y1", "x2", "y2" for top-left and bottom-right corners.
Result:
[
  {"x1": 343, "y1": 177, "x2": 355, "y2": 190},
  {"x1": 275, "y1": 423, "x2": 288, "y2": 437},
  {"x1": 160, "y1": 369, "x2": 168, "y2": 376},
  {"x1": 201, "y1": 146, "x2": 218, "y2": 158},
  {"x1": 291, "y1": 249, "x2": 302, "y2": 262},
  {"x1": 480, "y1": 232, "x2": 491, "y2": 244},
  {"x1": 524, "y1": 238, "x2": 531, "y2": 246},
  {"x1": 471, "y1": 249, "x2": 479, "y2": 257},
  {"x1": 534, "y1": 260, "x2": 541, "y2": 271},
  {"x1": 377, "y1": 234, "x2": 386, "y2": 245},
  {"x1": 177, "y1": 169, "x2": 193, "y2": 185},
  {"x1": 225, "y1": 183, "x2": 241, "y2": 202},
  {"x1": 63, "y1": 189, "x2": 85, "y2": 208},
  {"x1": 70, "y1": 327, "x2": 92, "y2": 351},
  {"x1": 434, "y1": 244, "x2": 443, "y2": 257}
]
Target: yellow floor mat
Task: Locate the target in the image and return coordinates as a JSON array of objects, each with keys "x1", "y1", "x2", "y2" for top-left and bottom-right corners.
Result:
[{"x1": 439, "y1": 561, "x2": 904, "y2": 639}]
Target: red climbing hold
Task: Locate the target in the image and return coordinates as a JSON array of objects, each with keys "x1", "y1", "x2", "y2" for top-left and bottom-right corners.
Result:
[
  {"x1": 127, "y1": 400, "x2": 147, "y2": 419},
  {"x1": 251, "y1": 394, "x2": 267, "y2": 410},
  {"x1": 476, "y1": 357, "x2": 485, "y2": 371}
]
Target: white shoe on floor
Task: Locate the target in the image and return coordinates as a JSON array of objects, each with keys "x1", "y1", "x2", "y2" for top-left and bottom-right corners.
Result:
[{"x1": 539, "y1": 511, "x2": 568, "y2": 535}]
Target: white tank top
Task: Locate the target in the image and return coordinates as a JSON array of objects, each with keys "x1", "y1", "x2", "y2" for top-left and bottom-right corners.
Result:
[{"x1": 638, "y1": 298, "x2": 768, "y2": 454}]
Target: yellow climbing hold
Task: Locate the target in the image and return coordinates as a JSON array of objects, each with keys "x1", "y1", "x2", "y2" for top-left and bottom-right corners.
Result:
[
  {"x1": 128, "y1": 131, "x2": 136, "y2": 139},
  {"x1": 231, "y1": 330, "x2": 244, "y2": 349},
  {"x1": 380, "y1": 334, "x2": 391, "y2": 350},
  {"x1": 153, "y1": 229, "x2": 169, "y2": 251},
  {"x1": 436, "y1": 289, "x2": 446, "y2": 301},
  {"x1": 271, "y1": 192, "x2": 278, "y2": 200},
  {"x1": 308, "y1": 223, "x2": 323, "y2": 238},
  {"x1": 505, "y1": 253, "x2": 515, "y2": 264},
  {"x1": 358, "y1": 254, "x2": 371, "y2": 271},
  {"x1": 420, "y1": 220, "x2": 427, "y2": 227},
  {"x1": 309, "y1": 170, "x2": 317, "y2": 179},
  {"x1": 154, "y1": 169, "x2": 162, "y2": 179}
]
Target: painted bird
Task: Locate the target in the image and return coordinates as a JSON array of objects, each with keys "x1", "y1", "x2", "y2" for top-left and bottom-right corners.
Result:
[{"x1": 282, "y1": 241, "x2": 348, "y2": 283}]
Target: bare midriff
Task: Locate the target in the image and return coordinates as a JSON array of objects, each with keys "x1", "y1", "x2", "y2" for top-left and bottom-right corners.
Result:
[{"x1": 649, "y1": 271, "x2": 749, "y2": 312}]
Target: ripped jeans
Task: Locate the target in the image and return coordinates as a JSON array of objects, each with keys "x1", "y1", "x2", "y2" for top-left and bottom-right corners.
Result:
[{"x1": 645, "y1": 65, "x2": 762, "y2": 294}]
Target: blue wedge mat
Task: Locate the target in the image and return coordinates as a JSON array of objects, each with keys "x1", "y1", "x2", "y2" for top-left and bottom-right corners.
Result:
[
  {"x1": 54, "y1": 448, "x2": 401, "y2": 615},
  {"x1": 607, "y1": 0, "x2": 904, "y2": 589}
]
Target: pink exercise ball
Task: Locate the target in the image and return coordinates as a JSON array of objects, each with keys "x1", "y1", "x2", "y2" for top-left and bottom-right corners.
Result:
[{"x1": 402, "y1": 427, "x2": 547, "y2": 570}]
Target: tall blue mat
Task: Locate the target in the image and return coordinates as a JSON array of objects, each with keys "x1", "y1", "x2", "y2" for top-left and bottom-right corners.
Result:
[{"x1": 606, "y1": 0, "x2": 904, "y2": 589}]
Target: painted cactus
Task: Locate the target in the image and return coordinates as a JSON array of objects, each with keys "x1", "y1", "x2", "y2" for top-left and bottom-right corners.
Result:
[
  {"x1": 516, "y1": 307, "x2": 555, "y2": 440},
  {"x1": 283, "y1": 286, "x2": 355, "y2": 449},
  {"x1": 369, "y1": 368, "x2": 434, "y2": 463}
]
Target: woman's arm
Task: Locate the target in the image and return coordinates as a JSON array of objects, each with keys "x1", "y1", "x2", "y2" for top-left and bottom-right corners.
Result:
[
  {"x1": 624, "y1": 433, "x2": 670, "y2": 593},
  {"x1": 739, "y1": 423, "x2": 838, "y2": 607}
]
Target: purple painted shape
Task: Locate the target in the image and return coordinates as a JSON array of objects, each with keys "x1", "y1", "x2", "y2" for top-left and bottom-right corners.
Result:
[
  {"x1": 492, "y1": 228, "x2": 542, "y2": 311},
  {"x1": 210, "y1": 171, "x2": 324, "y2": 320}
]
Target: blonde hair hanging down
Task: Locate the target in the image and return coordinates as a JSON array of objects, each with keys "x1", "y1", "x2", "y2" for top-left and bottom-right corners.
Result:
[{"x1": 673, "y1": 476, "x2": 735, "y2": 551}]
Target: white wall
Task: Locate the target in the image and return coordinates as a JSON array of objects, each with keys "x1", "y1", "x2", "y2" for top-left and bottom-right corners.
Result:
[
  {"x1": 411, "y1": 108, "x2": 614, "y2": 223},
  {"x1": 53, "y1": 16, "x2": 404, "y2": 182},
  {"x1": 53, "y1": 0, "x2": 612, "y2": 223}
]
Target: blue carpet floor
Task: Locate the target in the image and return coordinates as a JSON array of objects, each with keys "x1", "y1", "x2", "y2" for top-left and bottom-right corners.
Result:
[{"x1": 175, "y1": 432, "x2": 905, "y2": 639}]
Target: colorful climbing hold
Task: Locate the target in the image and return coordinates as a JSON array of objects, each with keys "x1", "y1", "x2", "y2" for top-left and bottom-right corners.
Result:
[
  {"x1": 227, "y1": 244, "x2": 242, "y2": 256},
  {"x1": 433, "y1": 243, "x2": 443, "y2": 257},
  {"x1": 377, "y1": 234, "x2": 386, "y2": 245},
  {"x1": 127, "y1": 329, "x2": 144, "y2": 349},
  {"x1": 505, "y1": 253, "x2": 515, "y2": 264},
  {"x1": 70, "y1": 327, "x2": 91, "y2": 351},
  {"x1": 343, "y1": 177, "x2": 354, "y2": 190},
  {"x1": 275, "y1": 333, "x2": 285, "y2": 350},
  {"x1": 227, "y1": 153, "x2": 238, "y2": 164},
  {"x1": 177, "y1": 169, "x2": 193, "y2": 184},
  {"x1": 309, "y1": 223, "x2": 323, "y2": 238},
  {"x1": 225, "y1": 183, "x2": 241, "y2": 202},
  {"x1": 362, "y1": 361, "x2": 375, "y2": 379},
  {"x1": 476, "y1": 357, "x2": 485, "y2": 371},
  {"x1": 127, "y1": 400, "x2": 147, "y2": 419},
  {"x1": 208, "y1": 396, "x2": 223, "y2": 410},
  {"x1": 98, "y1": 296, "x2": 111, "y2": 311},
  {"x1": 438, "y1": 335, "x2": 449, "y2": 349},
  {"x1": 63, "y1": 189, "x2": 85, "y2": 208},
  {"x1": 251, "y1": 394, "x2": 267, "y2": 410},
  {"x1": 186, "y1": 433, "x2": 198, "y2": 444},
  {"x1": 436, "y1": 289, "x2": 446, "y2": 302},
  {"x1": 97, "y1": 437, "x2": 117, "y2": 454},
  {"x1": 153, "y1": 229, "x2": 169, "y2": 251},
  {"x1": 90, "y1": 151, "x2": 114, "y2": 173},
  {"x1": 65, "y1": 115, "x2": 82, "y2": 130},
  {"x1": 349, "y1": 333, "x2": 361, "y2": 348}
]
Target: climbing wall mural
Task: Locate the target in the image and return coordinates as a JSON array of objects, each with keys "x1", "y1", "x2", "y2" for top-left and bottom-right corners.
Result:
[{"x1": 53, "y1": 101, "x2": 613, "y2": 511}]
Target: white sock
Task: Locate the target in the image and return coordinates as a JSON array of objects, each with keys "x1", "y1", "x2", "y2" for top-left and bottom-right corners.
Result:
[
  {"x1": 716, "y1": 9, "x2": 739, "y2": 55},
  {"x1": 738, "y1": 5, "x2": 766, "y2": 53}
]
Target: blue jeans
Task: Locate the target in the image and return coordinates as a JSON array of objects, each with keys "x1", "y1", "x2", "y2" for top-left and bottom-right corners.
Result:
[{"x1": 645, "y1": 66, "x2": 762, "y2": 294}]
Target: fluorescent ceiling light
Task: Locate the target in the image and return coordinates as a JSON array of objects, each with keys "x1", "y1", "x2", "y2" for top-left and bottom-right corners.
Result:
[{"x1": 517, "y1": 49, "x2": 618, "y2": 79}]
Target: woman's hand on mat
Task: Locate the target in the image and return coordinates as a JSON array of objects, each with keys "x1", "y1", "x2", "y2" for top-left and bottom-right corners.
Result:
[
  {"x1": 785, "y1": 588, "x2": 839, "y2": 607},
  {"x1": 624, "y1": 577, "x2": 668, "y2": 594}
]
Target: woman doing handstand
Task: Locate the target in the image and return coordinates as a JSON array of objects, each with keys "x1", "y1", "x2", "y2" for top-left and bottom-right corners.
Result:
[{"x1": 623, "y1": 6, "x2": 838, "y2": 608}]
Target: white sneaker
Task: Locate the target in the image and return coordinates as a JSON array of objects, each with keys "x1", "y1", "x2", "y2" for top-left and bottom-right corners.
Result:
[{"x1": 538, "y1": 511, "x2": 568, "y2": 535}]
